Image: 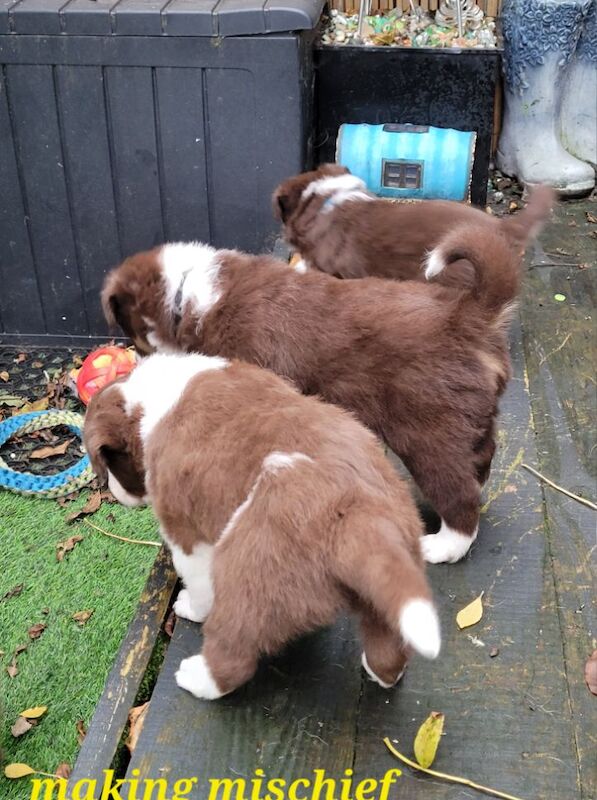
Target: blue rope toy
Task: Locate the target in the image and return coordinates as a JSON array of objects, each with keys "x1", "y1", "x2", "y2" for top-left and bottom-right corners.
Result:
[{"x1": 0, "y1": 410, "x2": 95, "y2": 498}]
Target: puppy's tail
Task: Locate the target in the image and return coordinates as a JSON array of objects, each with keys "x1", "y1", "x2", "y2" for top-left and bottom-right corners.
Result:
[
  {"x1": 424, "y1": 184, "x2": 554, "y2": 315},
  {"x1": 337, "y1": 518, "x2": 440, "y2": 660}
]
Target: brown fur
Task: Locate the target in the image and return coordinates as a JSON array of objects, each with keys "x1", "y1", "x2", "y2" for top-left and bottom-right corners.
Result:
[
  {"x1": 100, "y1": 228, "x2": 537, "y2": 544},
  {"x1": 85, "y1": 359, "x2": 434, "y2": 692},
  {"x1": 273, "y1": 164, "x2": 553, "y2": 285}
]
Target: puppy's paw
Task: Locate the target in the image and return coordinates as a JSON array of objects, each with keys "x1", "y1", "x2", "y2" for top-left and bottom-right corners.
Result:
[
  {"x1": 175, "y1": 654, "x2": 224, "y2": 700},
  {"x1": 421, "y1": 527, "x2": 474, "y2": 564},
  {"x1": 361, "y1": 652, "x2": 404, "y2": 689},
  {"x1": 173, "y1": 589, "x2": 209, "y2": 623}
]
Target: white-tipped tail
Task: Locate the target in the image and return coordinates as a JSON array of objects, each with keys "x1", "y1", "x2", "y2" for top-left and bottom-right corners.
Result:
[
  {"x1": 399, "y1": 599, "x2": 441, "y2": 659},
  {"x1": 424, "y1": 248, "x2": 445, "y2": 280}
]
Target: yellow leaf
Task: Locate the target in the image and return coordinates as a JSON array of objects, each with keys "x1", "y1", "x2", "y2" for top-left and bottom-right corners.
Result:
[
  {"x1": 5, "y1": 763, "x2": 35, "y2": 779},
  {"x1": 413, "y1": 712, "x2": 445, "y2": 768},
  {"x1": 456, "y1": 592, "x2": 484, "y2": 630},
  {"x1": 19, "y1": 705, "x2": 48, "y2": 719}
]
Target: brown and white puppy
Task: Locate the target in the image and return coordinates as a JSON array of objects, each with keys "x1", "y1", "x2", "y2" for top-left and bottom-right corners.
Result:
[
  {"x1": 84, "y1": 353, "x2": 440, "y2": 699},
  {"x1": 273, "y1": 164, "x2": 553, "y2": 283},
  {"x1": 101, "y1": 219, "x2": 548, "y2": 564}
]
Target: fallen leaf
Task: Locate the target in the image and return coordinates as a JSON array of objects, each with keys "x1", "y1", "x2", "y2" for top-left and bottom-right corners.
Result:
[
  {"x1": 30, "y1": 439, "x2": 73, "y2": 460},
  {"x1": 66, "y1": 492, "x2": 102, "y2": 523},
  {"x1": 55, "y1": 763, "x2": 71, "y2": 780},
  {"x1": 1, "y1": 583, "x2": 24, "y2": 602},
  {"x1": 0, "y1": 393, "x2": 25, "y2": 409},
  {"x1": 73, "y1": 354, "x2": 84, "y2": 368},
  {"x1": 578, "y1": 263, "x2": 589, "y2": 270},
  {"x1": 456, "y1": 592, "x2": 484, "y2": 630},
  {"x1": 56, "y1": 534, "x2": 83, "y2": 562},
  {"x1": 586, "y1": 211, "x2": 597, "y2": 224},
  {"x1": 20, "y1": 396, "x2": 50, "y2": 413},
  {"x1": 4, "y1": 763, "x2": 35, "y2": 779},
  {"x1": 76, "y1": 719, "x2": 87, "y2": 745},
  {"x1": 6, "y1": 658, "x2": 18, "y2": 678},
  {"x1": 28, "y1": 622, "x2": 46, "y2": 640},
  {"x1": 56, "y1": 493, "x2": 79, "y2": 507},
  {"x1": 72, "y1": 609, "x2": 94, "y2": 625},
  {"x1": 41, "y1": 607, "x2": 50, "y2": 615},
  {"x1": 19, "y1": 705, "x2": 48, "y2": 719},
  {"x1": 489, "y1": 647, "x2": 500, "y2": 658},
  {"x1": 126, "y1": 701, "x2": 150, "y2": 753},
  {"x1": 585, "y1": 650, "x2": 597, "y2": 695},
  {"x1": 413, "y1": 712, "x2": 445, "y2": 769},
  {"x1": 11, "y1": 717, "x2": 33, "y2": 738},
  {"x1": 554, "y1": 293, "x2": 566, "y2": 302},
  {"x1": 0, "y1": 371, "x2": 8, "y2": 382},
  {"x1": 15, "y1": 353, "x2": 27, "y2": 363},
  {"x1": 31, "y1": 361, "x2": 44, "y2": 369},
  {"x1": 15, "y1": 643, "x2": 28, "y2": 654},
  {"x1": 164, "y1": 609, "x2": 176, "y2": 638}
]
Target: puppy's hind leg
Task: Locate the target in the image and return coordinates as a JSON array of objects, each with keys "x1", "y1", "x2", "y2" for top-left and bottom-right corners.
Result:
[
  {"x1": 403, "y1": 445, "x2": 481, "y2": 564},
  {"x1": 359, "y1": 608, "x2": 409, "y2": 689},
  {"x1": 169, "y1": 541, "x2": 215, "y2": 623}
]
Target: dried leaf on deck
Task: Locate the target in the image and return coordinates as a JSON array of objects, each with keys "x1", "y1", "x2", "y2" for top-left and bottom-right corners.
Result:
[
  {"x1": 76, "y1": 719, "x2": 87, "y2": 745},
  {"x1": 585, "y1": 650, "x2": 597, "y2": 695},
  {"x1": 30, "y1": 439, "x2": 73, "y2": 460},
  {"x1": 66, "y1": 492, "x2": 102, "y2": 522},
  {"x1": 4, "y1": 763, "x2": 35, "y2": 779},
  {"x1": 126, "y1": 701, "x2": 150, "y2": 753},
  {"x1": 55, "y1": 763, "x2": 71, "y2": 780},
  {"x1": 28, "y1": 622, "x2": 47, "y2": 640},
  {"x1": 20, "y1": 706, "x2": 48, "y2": 719},
  {"x1": 413, "y1": 711, "x2": 445, "y2": 769},
  {"x1": 0, "y1": 371, "x2": 9, "y2": 382},
  {"x1": 72, "y1": 609, "x2": 94, "y2": 626},
  {"x1": 456, "y1": 592, "x2": 484, "y2": 630},
  {"x1": 1, "y1": 583, "x2": 24, "y2": 602},
  {"x1": 586, "y1": 211, "x2": 597, "y2": 224},
  {"x1": 11, "y1": 717, "x2": 33, "y2": 738},
  {"x1": 56, "y1": 534, "x2": 83, "y2": 561}
]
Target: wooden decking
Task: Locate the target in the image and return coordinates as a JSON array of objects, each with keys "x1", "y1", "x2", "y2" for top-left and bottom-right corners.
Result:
[{"x1": 71, "y1": 199, "x2": 596, "y2": 800}]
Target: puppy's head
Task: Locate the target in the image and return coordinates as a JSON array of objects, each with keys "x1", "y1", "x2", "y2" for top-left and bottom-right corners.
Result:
[
  {"x1": 102, "y1": 249, "x2": 165, "y2": 356},
  {"x1": 84, "y1": 382, "x2": 147, "y2": 507},
  {"x1": 273, "y1": 163, "x2": 350, "y2": 224}
]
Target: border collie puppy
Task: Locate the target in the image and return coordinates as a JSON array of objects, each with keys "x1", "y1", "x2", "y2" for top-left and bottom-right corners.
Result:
[
  {"x1": 101, "y1": 219, "x2": 548, "y2": 564},
  {"x1": 273, "y1": 164, "x2": 553, "y2": 283},
  {"x1": 84, "y1": 354, "x2": 440, "y2": 698}
]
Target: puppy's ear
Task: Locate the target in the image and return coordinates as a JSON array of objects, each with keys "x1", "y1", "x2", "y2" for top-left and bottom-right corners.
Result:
[
  {"x1": 84, "y1": 409, "x2": 126, "y2": 486},
  {"x1": 102, "y1": 274, "x2": 135, "y2": 337},
  {"x1": 272, "y1": 179, "x2": 305, "y2": 223}
]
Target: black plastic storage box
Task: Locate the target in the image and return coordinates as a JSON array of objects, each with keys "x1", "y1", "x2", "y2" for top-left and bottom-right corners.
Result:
[
  {"x1": 314, "y1": 45, "x2": 501, "y2": 207},
  {"x1": 0, "y1": 0, "x2": 324, "y2": 344}
]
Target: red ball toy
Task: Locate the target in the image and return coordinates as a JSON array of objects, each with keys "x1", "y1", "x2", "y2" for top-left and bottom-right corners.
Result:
[{"x1": 76, "y1": 346, "x2": 136, "y2": 405}]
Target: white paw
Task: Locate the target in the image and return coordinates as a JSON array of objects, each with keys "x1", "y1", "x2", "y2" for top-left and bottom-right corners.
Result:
[
  {"x1": 421, "y1": 521, "x2": 477, "y2": 564},
  {"x1": 361, "y1": 652, "x2": 404, "y2": 689},
  {"x1": 175, "y1": 654, "x2": 224, "y2": 700},
  {"x1": 173, "y1": 589, "x2": 210, "y2": 623}
]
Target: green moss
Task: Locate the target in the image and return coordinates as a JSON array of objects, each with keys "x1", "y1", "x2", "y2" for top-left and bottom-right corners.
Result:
[{"x1": 0, "y1": 490, "x2": 159, "y2": 798}]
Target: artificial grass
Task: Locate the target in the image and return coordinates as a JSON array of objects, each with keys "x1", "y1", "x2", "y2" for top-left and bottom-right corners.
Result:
[{"x1": 0, "y1": 489, "x2": 160, "y2": 799}]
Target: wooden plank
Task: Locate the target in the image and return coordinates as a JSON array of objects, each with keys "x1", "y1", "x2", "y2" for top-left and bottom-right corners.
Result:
[
  {"x1": 9, "y1": 0, "x2": 64, "y2": 33},
  {"x1": 69, "y1": 547, "x2": 177, "y2": 786},
  {"x1": 520, "y1": 199, "x2": 597, "y2": 800},
  {"x1": 126, "y1": 616, "x2": 362, "y2": 790},
  {"x1": 0, "y1": 0, "x2": 21, "y2": 33},
  {"x1": 204, "y1": 67, "x2": 259, "y2": 251},
  {"x1": 154, "y1": 67, "x2": 211, "y2": 243},
  {"x1": 0, "y1": 66, "x2": 45, "y2": 334},
  {"x1": 104, "y1": 66, "x2": 165, "y2": 256},
  {"x1": 4, "y1": 64, "x2": 87, "y2": 336},
  {"x1": 353, "y1": 320, "x2": 581, "y2": 798},
  {"x1": 61, "y1": 0, "x2": 119, "y2": 35},
  {"x1": 55, "y1": 65, "x2": 122, "y2": 335}
]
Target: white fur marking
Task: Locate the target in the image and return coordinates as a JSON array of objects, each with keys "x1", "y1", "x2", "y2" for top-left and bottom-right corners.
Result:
[
  {"x1": 159, "y1": 241, "x2": 222, "y2": 320},
  {"x1": 361, "y1": 652, "x2": 404, "y2": 689},
  {"x1": 217, "y1": 451, "x2": 313, "y2": 545},
  {"x1": 421, "y1": 520, "x2": 478, "y2": 564},
  {"x1": 293, "y1": 258, "x2": 308, "y2": 274},
  {"x1": 262, "y1": 451, "x2": 313, "y2": 473},
  {"x1": 167, "y1": 540, "x2": 215, "y2": 623},
  {"x1": 121, "y1": 353, "x2": 228, "y2": 445},
  {"x1": 302, "y1": 173, "x2": 367, "y2": 200},
  {"x1": 399, "y1": 599, "x2": 441, "y2": 659},
  {"x1": 107, "y1": 470, "x2": 146, "y2": 508},
  {"x1": 175, "y1": 654, "x2": 224, "y2": 700},
  {"x1": 424, "y1": 248, "x2": 446, "y2": 279}
]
